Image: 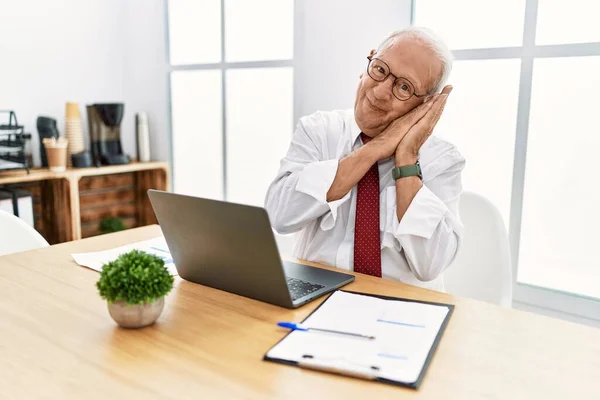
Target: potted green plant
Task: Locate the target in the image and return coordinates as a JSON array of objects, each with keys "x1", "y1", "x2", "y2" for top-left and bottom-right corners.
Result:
[
  {"x1": 99, "y1": 217, "x2": 126, "y2": 234},
  {"x1": 96, "y1": 250, "x2": 174, "y2": 328}
]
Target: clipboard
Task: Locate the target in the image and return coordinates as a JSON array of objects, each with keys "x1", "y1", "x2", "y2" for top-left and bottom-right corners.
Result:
[{"x1": 263, "y1": 290, "x2": 454, "y2": 389}]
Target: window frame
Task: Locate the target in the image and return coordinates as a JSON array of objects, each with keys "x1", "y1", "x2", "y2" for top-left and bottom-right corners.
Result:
[
  {"x1": 412, "y1": 0, "x2": 600, "y2": 320},
  {"x1": 165, "y1": 0, "x2": 295, "y2": 200}
]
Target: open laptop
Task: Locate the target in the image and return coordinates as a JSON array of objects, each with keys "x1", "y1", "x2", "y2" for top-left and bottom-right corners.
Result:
[{"x1": 148, "y1": 190, "x2": 354, "y2": 308}]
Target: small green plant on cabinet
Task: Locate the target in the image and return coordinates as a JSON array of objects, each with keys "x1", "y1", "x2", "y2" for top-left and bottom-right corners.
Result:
[
  {"x1": 96, "y1": 250, "x2": 174, "y2": 305},
  {"x1": 99, "y1": 217, "x2": 126, "y2": 234}
]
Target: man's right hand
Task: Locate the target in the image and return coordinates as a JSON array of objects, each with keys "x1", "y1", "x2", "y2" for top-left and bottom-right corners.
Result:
[
  {"x1": 326, "y1": 95, "x2": 438, "y2": 202},
  {"x1": 366, "y1": 98, "x2": 436, "y2": 160}
]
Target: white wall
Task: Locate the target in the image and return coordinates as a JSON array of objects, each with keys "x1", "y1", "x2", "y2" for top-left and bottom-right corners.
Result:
[
  {"x1": 0, "y1": 0, "x2": 169, "y2": 166},
  {"x1": 123, "y1": 0, "x2": 170, "y2": 164},
  {"x1": 295, "y1": 0, "x2": 413, "y2": 119}
]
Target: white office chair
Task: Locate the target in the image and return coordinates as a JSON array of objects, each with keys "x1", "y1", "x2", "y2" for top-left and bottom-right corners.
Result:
[
  {"x1": 444, "y1": 191, "x2": 513, "y2": 307},
  {"x1": 0, "y1": 209, "x2": 49, "y2": 256}
]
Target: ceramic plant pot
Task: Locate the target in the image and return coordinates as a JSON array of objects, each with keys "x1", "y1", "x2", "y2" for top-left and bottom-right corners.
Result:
[{"x1": 107, "y1": 297, "x2": 165, "y2": 329}]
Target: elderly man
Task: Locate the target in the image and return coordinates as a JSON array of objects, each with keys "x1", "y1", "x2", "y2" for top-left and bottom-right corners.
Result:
[{"x1": 264, "y1": 27, "x2": 464, "y2": 291}]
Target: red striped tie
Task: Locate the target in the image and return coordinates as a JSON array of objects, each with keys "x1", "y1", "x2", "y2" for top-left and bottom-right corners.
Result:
[{"x1": 353, "y1": 133, "x2": 382, "y2": 277}]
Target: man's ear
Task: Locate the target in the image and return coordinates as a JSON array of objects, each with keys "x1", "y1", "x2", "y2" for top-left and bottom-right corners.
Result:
[{"x1": 362, "y1": 49, "x2": 376, "y2": 78}]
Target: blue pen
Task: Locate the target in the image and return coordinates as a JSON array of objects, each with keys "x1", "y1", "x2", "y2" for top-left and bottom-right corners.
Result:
[{"x1": 277, "y1": 322, "x2": 376, "y2": 340}]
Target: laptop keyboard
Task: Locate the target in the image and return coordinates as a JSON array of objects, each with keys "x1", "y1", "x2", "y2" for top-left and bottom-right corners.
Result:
[{"x1": 286, "y1": 277, "x2": 325, "y2": 301}]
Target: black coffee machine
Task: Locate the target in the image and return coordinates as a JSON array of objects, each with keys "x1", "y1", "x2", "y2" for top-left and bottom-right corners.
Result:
[{"x1": 86, "y1": 103, "x2": 130, "y2": 166}]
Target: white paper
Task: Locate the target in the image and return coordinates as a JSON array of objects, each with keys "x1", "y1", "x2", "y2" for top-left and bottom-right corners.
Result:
[
  {"x1": 71, "y1": 236, "x2": 178, "y2": 275},
  {"x1": 0, "y1": 159, "x2": 26, "y2": 170},
  {"x1": 267, "y1": 291, "x2": 449, "y2": 384},
  {"x1": 17, "y1": 195, "x2": 34, "y2": 227}
]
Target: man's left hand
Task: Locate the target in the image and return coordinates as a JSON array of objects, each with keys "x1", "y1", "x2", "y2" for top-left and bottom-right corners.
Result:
[{"x1": 395, "y1": 85, "x2": 453, "y2": 165}]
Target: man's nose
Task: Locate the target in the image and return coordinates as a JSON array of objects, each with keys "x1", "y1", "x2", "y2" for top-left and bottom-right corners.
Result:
[{"x1": 372, "y1": 78, "x2": 393, "y2": 102}]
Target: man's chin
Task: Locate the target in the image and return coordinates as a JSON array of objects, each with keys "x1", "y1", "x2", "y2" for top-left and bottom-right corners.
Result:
[{"x1": 356, "y1": 111, "x2": 390, "y2": 132}]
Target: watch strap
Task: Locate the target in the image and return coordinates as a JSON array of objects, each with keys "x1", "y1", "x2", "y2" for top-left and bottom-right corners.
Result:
[{"x1": 392, "y1": 161, "x2": 422, "y2": 180}]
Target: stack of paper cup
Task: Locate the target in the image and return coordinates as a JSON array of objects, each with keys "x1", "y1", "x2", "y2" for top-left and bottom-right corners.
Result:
[{"x1": 65, "y1": 102, "x2": 85, "y2": 166}]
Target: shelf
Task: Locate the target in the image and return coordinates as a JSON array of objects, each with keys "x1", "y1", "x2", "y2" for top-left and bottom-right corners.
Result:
[
  {"x1": 0, "y1": 161, "x2": 169, "y2": 185},
  {"x1": 0, "y1": 161, "x2": 170, "y2": 244}
]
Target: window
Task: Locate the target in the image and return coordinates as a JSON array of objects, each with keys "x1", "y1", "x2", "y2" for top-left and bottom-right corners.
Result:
[
  {"x1": 535, "y1": 0, "x2": 600, "y2": 45},
  {"x1": 168, "y1": 0, "x2": 221, "y2": 65},
  {"x1": 225, "y1": 67, "x2": 293, "y2": 205},
  {"x1": 168, "y1": 0, "x2": 294, "y2": 206},
  {"x1": 170, "y1": 70, "x2": 223, "y2": 199},
  {"x1": 414, "y1": 0, "x2": 600, "y2": 316},
  {"x1": 519, "y1": 56, "x2": 600, "y2": 299}
]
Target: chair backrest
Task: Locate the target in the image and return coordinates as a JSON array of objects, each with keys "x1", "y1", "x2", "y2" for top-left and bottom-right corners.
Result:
[
  {"x1": 0, "y1": 210, "x2": 49, "y2": 256},
  {"x1": 444, "y1": 191, "x2": 513, "y2": 307}
]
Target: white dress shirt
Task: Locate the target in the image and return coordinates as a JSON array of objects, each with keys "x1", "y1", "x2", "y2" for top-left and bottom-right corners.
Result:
[{"x1": 264, "y1": 109, "x2": 465, "y2": 291}]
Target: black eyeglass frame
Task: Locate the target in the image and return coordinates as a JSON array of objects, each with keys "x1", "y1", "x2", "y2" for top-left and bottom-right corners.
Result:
[{"x1": 366, "y1": 56, "x2": 429, "y2": 101}]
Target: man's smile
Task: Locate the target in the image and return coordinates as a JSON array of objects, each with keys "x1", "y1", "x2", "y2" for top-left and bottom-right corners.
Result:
[{"x1": 366, "y1": 95, "x2": 387, "y2": 113}]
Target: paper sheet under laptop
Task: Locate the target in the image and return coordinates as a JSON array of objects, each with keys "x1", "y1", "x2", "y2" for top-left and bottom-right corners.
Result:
[
  {"x1": 266, "y1": 291, "x2": 449, "y2": 385},
  {"x1": 71, "y1": 236, "x2": 177, "y2": 275}
]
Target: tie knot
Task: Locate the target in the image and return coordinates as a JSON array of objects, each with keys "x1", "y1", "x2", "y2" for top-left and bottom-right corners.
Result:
[{"x1": 360, "y1": 133, "x2": 372, "y2": 144}]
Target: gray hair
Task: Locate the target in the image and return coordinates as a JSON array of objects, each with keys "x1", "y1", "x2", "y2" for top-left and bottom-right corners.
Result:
[{"x1": 376, "y1": 26, "x2": 453, "y2": 95}]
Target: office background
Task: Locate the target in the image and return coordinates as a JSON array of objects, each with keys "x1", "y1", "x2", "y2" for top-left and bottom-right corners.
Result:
[{"x1": 1, "y1": 0, "x2": 599, "y2": 325}]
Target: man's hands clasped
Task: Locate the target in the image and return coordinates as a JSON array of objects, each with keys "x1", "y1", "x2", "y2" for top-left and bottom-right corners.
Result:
[{"x1": 367, "y1": 85, "x2": 453, "y2": 164}]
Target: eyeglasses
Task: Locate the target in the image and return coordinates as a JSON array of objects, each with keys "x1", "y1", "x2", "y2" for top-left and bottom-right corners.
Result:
[{"x1": 366, "y1": 56, "x2": 428, "y2": 101}]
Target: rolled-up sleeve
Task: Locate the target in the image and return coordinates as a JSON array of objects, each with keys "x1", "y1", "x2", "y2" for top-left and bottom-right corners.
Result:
[
  {"x1": 265, "y1": 116, "x2": 351, "y2": 234},
  {"x1": 381, "y1": 149, "x2": 465, "y2": 282}
]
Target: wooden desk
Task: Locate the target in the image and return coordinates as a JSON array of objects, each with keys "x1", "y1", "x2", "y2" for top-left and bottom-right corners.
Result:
[{"x1": 1, "y1": 226, "x2": 599, "y2": 399}]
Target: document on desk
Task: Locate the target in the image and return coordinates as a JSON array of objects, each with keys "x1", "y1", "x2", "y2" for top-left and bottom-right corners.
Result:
[
  {"x1": 71, "y1": 236, "x2": 177, "y2": 275},
  {"x1": 265, "y1": 291, "x2": 453, "y2": 389}
]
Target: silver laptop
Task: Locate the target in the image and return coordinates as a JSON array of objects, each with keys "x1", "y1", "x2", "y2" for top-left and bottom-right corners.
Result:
[{"x1": 148, "y1": 190, "x2": 354, "y2": 308}]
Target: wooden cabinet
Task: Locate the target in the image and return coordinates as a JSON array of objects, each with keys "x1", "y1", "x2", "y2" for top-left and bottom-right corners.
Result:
[{"x1": 0, "y1": 162, "x2": 169, "y2": 244}]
